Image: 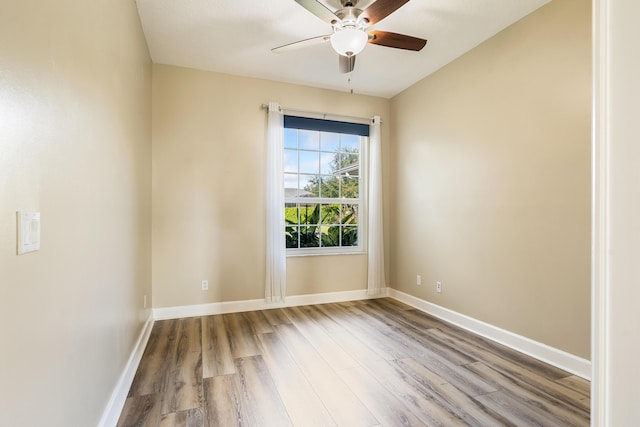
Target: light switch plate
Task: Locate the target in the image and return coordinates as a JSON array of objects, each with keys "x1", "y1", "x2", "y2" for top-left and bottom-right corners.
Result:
[{"x1": 17, "y1": 211, "x2": 40, "y2": 254}]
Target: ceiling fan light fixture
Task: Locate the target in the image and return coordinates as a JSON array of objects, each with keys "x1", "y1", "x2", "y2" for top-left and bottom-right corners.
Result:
[{"x1": 330, "y1": 28, "x2": 368, "y2": 57}]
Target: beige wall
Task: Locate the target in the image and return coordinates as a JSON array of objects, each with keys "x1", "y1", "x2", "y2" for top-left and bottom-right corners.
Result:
[
  {"x1": 152, "y1": 65, "x2": 390, "y2": 307},
  {"x1": 390, "y1": 0, "x2": 591, "y2": 358},
  {"x1": 0, "y1": 0, "x2": 151, "y2": 425}
]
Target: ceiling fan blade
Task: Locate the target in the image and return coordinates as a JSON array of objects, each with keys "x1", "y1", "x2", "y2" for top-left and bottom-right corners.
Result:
[
  {"x1": 368, "y1": 30, "x2": 426, "y2": 51},
  {"x1": 339, "y1": 55, "x2": 356, "y2": 73},
  {"x1": 272, "y1": 34, "x2": 332, "y2": 53},
  {"x1": 362, "y1": 0, "x2": 410, "y2": 26},
  {"x1": 295, "y1": 0, "x2": 339, "y2": 24}
]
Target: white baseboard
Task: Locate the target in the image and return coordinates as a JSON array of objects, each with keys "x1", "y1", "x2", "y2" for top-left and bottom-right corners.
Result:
[
  {"x1": 98, "y1": 313, "x2": 155, "y2": 427},
  {"x1": 153, "y1": 288, "x2": 388, "y2": 320},
  {"x1": 388, "y1": 289, "x2": 591, "y2": 380}
]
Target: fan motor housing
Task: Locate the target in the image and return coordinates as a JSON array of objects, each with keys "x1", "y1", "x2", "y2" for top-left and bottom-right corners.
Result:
[{"x1": 334, "y1": 7, "x2": 367, "y2": 29}]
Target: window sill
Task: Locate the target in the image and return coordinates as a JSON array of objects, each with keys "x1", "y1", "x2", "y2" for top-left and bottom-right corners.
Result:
[{"x1": 286, "y1": 250, "x2": 366, "y2": 258}]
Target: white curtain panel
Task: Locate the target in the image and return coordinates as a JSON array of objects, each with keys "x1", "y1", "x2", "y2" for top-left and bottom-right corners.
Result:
[
  {"x1": 265, "y1": 102, "x2": 286, "y2": 302},
  {"x1": 367, "y1": 116, "x2": 386, "y2": 295}
]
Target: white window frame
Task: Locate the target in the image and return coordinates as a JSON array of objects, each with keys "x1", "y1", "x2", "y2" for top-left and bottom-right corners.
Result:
[{"x1": 284, "y1": 128, "x2": 368, "y2": 257}]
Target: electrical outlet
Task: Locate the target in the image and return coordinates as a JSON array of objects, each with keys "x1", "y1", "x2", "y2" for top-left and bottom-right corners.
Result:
[
  {"x1": 143, "y1": 295, "x2": 147, "y2": 308},
  {"x1": 436, "y1": 281, "x2": 442, "y2": 293},
  {"x1": 416, "y1": 275, "x2": 422, "y2": 285},
  {"x1": 202, "y1": 280, "x2": 209, "y2": 291}
]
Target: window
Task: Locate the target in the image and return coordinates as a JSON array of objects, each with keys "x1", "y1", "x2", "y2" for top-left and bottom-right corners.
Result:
[{"x1": 283, "y1": 116, "x2": 369, "y2": 254}]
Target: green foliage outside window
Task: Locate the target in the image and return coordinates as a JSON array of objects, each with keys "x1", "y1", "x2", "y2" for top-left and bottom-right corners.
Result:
[{"x1": 285, "y1": 204, "x2": 358, "y2": 249}]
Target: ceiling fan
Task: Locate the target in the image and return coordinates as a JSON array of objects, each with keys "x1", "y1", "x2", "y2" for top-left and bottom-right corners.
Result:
[{"x1": 272, "y1": 0, "x2": 427, "y2": 73}]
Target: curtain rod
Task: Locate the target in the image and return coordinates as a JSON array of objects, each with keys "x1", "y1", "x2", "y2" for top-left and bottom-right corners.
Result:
[{"x1": 260, "y1": 104, "x2": 377, "y2": 124}]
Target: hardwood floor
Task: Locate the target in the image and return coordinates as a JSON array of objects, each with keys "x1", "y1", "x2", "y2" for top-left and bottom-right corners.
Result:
[{"x1": 117, "y1": 298, "x2": 590, "y2": 426}]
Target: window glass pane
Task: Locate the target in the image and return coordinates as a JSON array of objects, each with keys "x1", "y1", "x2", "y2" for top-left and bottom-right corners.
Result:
[
  {"x1": 341, "y1": 204, "x2": 358, "y2": 224},
  {"x1": 284, "y1": 174, "x2": 299, "y2": 198},
  {"x1": 284, "y1": 128, "x2": 298, "y2": 149},
  {"x1": 299, "y1": 204, "x2": 320, "y2": 225},
  {"x1": 284, "y1": 149, "x2": 298, "y2": 173},
  {"x1": 342, "y1": 226, "x2": 358, "y2": 246},
  {"x1": 321, "y1": 225, "x2": 340, "y2": 247},
  {"x1": 299, "y1": 129, "x2": 319, "y2": 150},
  {"x1": 299, "y1": 174, "x2": 320, "y2": 197},
  {"x1": 299, "y1": 150, "x2": 319, "y2": 174},
  {"x1": 319, "y1": 176, "x2": 339, "y2": 198},
  {"x1": 339, "y1": 152, "x2": 359, "y2": 174},
  {"x1": 286, "y1": 226, "x2": 299, "y2": 249},
  {"x1": 321, "y1": 204, "x2": 340, "y2": 225},
  {"x1": 285, "y1": 205, "x2": 299, "y2": 225},
  {"x1": 320, "y1": 132, "x2": 340, "y2": 152},
  {"x1": 341, "y1": 134, "x2": 360, "y2": 152},
  {"x1": 332, "y1": 153, "x2": 358, "y2": 178},
  {"x1": 341, "y1": 176, "x2": 359, "y2": 198},
  {"x1": 300, "y1": 225, "x2": 320, "y2": 247},
  {"x1": 320, "y1": 152, "x2": 334, "y2": 175}
]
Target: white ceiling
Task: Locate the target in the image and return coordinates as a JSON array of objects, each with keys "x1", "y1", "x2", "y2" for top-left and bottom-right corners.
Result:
[{"x1": 136, "y1": 0, "x2": 549, "y2": 98}]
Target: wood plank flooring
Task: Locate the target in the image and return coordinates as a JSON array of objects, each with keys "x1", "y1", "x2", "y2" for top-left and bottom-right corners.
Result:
[{"x1": 117, "y1": 298, "x2": 590, "y2": 426}]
